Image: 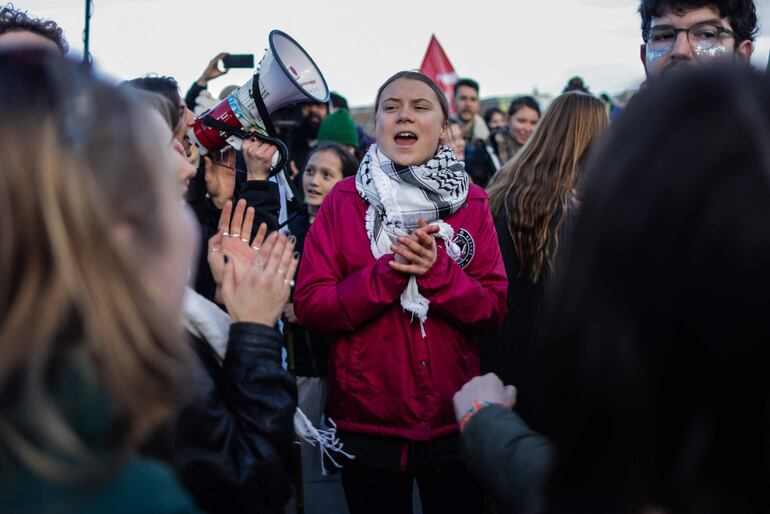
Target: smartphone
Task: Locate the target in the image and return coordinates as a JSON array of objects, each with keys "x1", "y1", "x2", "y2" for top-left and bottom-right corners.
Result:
[{"x1": 221, "y1": 54, "x2": 254, "y2": 69}]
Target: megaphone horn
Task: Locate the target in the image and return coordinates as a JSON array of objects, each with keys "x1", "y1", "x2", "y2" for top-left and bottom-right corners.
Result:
[{"x1": 188, "y1": 30, "x2": 330, "y2": 169}]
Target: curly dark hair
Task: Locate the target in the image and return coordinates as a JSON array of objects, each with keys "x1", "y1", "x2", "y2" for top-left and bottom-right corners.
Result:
[
  {"x1": 0, "y1": 4, "x2": 68, "y2": 52},
  {"x1": 639, "y1": 0, "x2": 758, "y2": 42}
]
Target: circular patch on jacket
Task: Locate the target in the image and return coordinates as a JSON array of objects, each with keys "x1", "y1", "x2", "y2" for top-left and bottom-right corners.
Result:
[{"x1": 452, "y1": 228, "x2": 475, "y2": 268}]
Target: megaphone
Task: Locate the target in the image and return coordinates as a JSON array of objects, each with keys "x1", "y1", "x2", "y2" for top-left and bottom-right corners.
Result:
[{"x1": 188, "y1": 30, "x2": 330, "y2": 163}]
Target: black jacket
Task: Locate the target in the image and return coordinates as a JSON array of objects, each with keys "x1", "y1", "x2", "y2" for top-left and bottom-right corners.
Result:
[
  {"x1": 461, "y1": 406, "x2": 552, "y2": 514},
  {"x1": 479, "y1": 199, "x2": 574, "y2": 420},
  {"x1": 285, "y1": 209, "x2": 330, "y2": 377},
  {"x1": 185, "y1": 82, "x2": 207, "y2": 111},
  {"x1": 465, "y1": 139, "x2": 500, "y2": 188},
  {"x1": 153, "y1": 323, "x2": 297, "y2": 514}
]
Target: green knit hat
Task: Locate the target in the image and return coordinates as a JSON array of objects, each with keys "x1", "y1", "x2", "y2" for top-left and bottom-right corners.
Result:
[{"x1": 317, "y1": 108, "x2": 359, "y2": 147}]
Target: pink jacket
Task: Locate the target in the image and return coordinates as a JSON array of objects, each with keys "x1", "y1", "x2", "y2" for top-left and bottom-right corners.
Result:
[{"x1": 294, "y1": 177, "x2": 507, "y2": 440}]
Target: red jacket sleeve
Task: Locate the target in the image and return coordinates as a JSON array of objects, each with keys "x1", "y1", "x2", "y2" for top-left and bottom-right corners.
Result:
[
  {"x1": 294, "y1": 191, "x2": 410, "y2": 333},
  {"x1": 416, "y1": 201, "x2": 508, "y2": 335}
]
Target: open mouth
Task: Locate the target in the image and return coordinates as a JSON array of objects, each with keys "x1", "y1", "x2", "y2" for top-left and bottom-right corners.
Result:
[
  {"x1": 182, "y1": 135, "x2": 192, "y2": 156},
  {"x1": 394, "y1": 131, "x2": 418, "y2": 148}
]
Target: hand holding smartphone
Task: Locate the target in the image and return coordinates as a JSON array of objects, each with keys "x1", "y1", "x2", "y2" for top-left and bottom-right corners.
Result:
[{"x1": 221, "y1": 54, "x2": 254, "y2": 69}]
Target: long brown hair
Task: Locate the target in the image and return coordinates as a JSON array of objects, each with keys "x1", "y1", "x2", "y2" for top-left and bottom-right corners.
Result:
[
  {"x1": 487, "y1": 92, "x2": 608, "y2": 282},
  {"x1": 0, "y1": 50, "x2": 191, "y2": 479}
]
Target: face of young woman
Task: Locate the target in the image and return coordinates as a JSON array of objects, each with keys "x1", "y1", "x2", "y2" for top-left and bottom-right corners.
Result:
[
  {"x1": 302, "y1": 150, "x2": 345, "y2": 208},
  {"x1": 375, "y1": 78, "x2": 446, "y2": 166},
  {"x1": 146, "y1": 109, "x2": 196, "y2": 200},
  {"x1": 136, "y1": 109, "x2": 200, "y2": 323},
  {"x1": 509, "y1": 106, "x2": 540, "y2": 146},
  {"x1": 487, "y1": 111, "x2": 507, "y2": 130},
  {"x1": 447, "y1": 123, "x2": 466, "y2": 158}
]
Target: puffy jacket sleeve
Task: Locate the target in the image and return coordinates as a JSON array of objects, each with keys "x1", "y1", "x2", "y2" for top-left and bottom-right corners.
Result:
[
  {"x1": 174, "y1": 323, "x2": 297, "y2": 514},
  {"x1": 294, "y1": 189, "x2": 410, "y2": 332},
  {"x1": 416, "y1": 201, "x2": 507, "y2": 335},
  {"x1": 461, "y1": 405, "x2": 553, "y2": 514}
]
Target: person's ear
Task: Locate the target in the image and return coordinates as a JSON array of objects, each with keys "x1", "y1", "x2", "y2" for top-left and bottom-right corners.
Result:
[
  {"x1": 111, "y1": 222, "x2": 142, "y2": 266},
  {"x1": 736, "y1": 40, "x2": 754, "y2": 61},
  {"x1": 440, "y1": 121, "x2": 450, "y2": 141}
]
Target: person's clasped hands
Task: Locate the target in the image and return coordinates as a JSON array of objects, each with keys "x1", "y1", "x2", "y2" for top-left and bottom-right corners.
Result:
[
  {"x1": 389, "y1": 218, "x2": 441, "y2": 276},
  {"x1": 208, "y1": 198, "x2": 298, "y2": 327}
]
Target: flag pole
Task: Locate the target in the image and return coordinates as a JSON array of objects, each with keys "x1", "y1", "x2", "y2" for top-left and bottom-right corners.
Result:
[{"x1": 83, "y1": 0, "x2": 92, "y2": 63}]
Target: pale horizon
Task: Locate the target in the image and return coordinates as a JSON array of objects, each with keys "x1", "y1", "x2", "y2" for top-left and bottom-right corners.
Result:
[{"x1": 17, "y1": 0, "x2": 770, "y2": 107}]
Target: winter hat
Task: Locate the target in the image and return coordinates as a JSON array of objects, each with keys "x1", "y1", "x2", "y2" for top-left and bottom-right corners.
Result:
[{"x1": 317, "y1": 108, "x2": 359, "y2": 148}]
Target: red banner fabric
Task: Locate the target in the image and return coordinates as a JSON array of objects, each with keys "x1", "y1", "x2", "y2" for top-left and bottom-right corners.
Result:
[{"x1": 419, "y1": 35, "x2": 458, "y2": 116}]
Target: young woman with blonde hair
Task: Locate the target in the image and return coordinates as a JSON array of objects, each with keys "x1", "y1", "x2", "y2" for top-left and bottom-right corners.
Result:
[
  {"x1": 0, "y1": 48, "x2": 204, "y2": 512},
  {"x1": 481, "y1": 92, "x2": 608, "y2": 417}
]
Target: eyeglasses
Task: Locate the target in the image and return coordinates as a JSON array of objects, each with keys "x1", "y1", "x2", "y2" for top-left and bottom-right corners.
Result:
[{"x1": 645, "y1": 22, "x2": 739, "y2": 55}]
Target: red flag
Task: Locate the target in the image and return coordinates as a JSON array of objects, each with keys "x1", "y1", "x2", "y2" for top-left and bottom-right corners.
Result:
[{"x1": 419, "y1": 35, "x2": 458, "y2": 115}]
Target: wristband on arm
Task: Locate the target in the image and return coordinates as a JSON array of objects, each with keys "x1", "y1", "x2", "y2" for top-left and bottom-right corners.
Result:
[{"x1": 459, "y1": 400, "x2": 499, "y2": 432}]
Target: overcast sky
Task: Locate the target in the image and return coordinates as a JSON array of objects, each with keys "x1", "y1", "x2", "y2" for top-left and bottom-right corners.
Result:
[{"x1": 20, "y1": 0, "x2": 770, "y2": 106}]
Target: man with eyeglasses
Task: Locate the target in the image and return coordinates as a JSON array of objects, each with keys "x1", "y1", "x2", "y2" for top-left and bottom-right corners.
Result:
[{"x1": 639, "y1": 0, "x2": 757, "y2": 77}]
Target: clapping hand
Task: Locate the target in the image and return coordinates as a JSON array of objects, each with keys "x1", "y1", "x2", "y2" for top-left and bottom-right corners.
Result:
[
  {"x1": 208, "y1": 199, "x2": 267, "y2": 295},
  {"x1": 388, "y1": 218, "x2": 440, "y2": 276},
  {"x1": 220, "y1": 229, "x2": 299, "y2": 326}
]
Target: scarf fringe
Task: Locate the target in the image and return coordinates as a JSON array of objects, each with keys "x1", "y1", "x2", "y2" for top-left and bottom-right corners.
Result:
[
  {"x1": 184, "y1": 289, "x2": 349, "y2": 474},
  {"x1": 294, "y1": 409, "x2": 355, "y2": 476}
]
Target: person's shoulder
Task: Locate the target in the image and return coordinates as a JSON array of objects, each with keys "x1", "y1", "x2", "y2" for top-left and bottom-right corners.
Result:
[
  {"x1": 314, "y1": 177, "x2": 361, "y2": 220},
  {"x1": 466, "y1": 183, "x2": 489, "y2": 202},
  {"x1": 107, "y1": 458, "x2": 201, "y2": 513},
  {"x1": 333, "y1": 176, "x2": 359, "y2": 194},
  {"x1": 322, "y1": 177, "x2": 359, "y2": 207}
]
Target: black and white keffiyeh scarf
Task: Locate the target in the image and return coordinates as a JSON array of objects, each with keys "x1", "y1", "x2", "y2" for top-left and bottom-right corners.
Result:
[{"x1": 355, "y1": 144, "x2": 469, "y2": 331}]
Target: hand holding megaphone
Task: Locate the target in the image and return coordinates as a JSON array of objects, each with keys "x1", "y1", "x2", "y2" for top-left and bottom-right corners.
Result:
[
  {"x1": 242, "y1": 135, "x2": 278, "y2": 181},
  {"x1": 188, "y1": 30, "x2": 329, "y2": 176}
]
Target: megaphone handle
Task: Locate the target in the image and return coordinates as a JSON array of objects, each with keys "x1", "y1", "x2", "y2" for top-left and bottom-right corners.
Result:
[
  {"x1": 257, "y1": 133, "x2": 290, "y2": 176},
  {"x1": 200, "y1": 114, "x2": 289, "y2": 176},
  {"x1": 251, "y1": 71, "x2": 291, "y2": 175},
  {"x1": 252, "y1": 72, "x2": 277, "y2": 138}
]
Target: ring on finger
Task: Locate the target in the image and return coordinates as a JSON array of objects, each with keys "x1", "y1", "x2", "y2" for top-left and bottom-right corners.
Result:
[
  {"x1": 252, "y1": 245, "x2": 261, "y2": 251},
  {"x1": 222, "y1": 231, "x2": 229, "y2": 237},
  {"x1": 230, "y1": 233, "x2": 241, "y2": 238},
  {"x1": 241, "y1": 238, "x2": 249, "y2": 242},
  {"x1": 209, "y1": 247, "x2": 221, "y2": 253},
  {"x1": 277, "y1": 268, "x2": 287, "y2": 276},
  {"x1": 284, "y1": 279, "x2": 295, "y2": 287}
]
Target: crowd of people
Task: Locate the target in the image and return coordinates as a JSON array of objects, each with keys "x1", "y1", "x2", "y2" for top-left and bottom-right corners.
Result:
[{"x1": 0, "y1": 1, "x2": 768, "y2": 513}]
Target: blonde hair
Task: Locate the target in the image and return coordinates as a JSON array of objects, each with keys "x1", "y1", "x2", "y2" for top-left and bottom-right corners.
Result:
[
  {"x1": 487, "y1": 92, "x2": 608, "y2": 282},
  {"x1": 0, "y1": 51, "x2": 191, "y2": 479}
]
